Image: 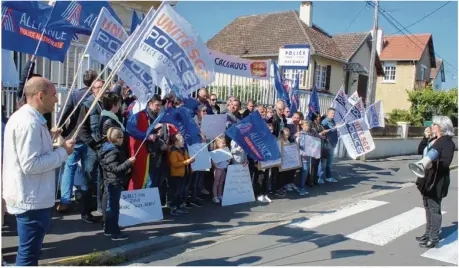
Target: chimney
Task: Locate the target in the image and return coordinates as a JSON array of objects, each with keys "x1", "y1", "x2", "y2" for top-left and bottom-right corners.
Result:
[
  {"x1": 373, "y1": 28, "x2": 384, "y2": 55},
  {"x1": 300, "y1": 2, "x2": 313, "y2": 27}
]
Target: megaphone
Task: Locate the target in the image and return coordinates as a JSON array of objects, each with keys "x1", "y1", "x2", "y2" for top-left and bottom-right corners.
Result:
[{"x1": 408, "y1": 156, "x2": 433, "y2": 178}]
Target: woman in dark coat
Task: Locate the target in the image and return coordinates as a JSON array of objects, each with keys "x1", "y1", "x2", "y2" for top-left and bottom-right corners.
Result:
[{"x1": 415, "y1": 116, "x2": 455, "y2": 248}]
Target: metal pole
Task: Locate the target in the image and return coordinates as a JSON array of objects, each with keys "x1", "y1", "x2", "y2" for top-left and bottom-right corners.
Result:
[{"x1": 366, "y1": 0, "x2": 379, "y2": 108}]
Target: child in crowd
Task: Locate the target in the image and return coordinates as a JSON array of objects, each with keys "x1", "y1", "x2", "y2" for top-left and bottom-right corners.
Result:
[
  {"x1": 257, "y1": 122, "x2": 277, "y2": 203},
  {"x1": 99, "y1": 127, "x2": 135, "y2": 241},
  {"x1": 168, "y1": 134, "x2": 195, "y2": 216},
  {"x1": 279, "y1": 128, "x2": 297, "y2": 195},
  {"x1": 297, "y1": 121, "x2": 315, "y2": 196},
  {"x1": 212, "y1": 136, "x2": 232, "y2": 204}
]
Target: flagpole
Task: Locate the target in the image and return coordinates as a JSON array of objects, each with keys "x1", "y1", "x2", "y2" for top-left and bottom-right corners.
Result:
[{"x1": 190, "y1": 133, "x2": 223, "y2": 158}]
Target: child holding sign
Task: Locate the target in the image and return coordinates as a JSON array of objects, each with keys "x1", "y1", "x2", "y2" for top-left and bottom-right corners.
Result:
[
  {"x1": 168, "y1": 134, "x2": 195, "y2": 216},
  {"x1": 211, "y1": 136, "x2": 232, "y2": 204},
  {"x1": 279, "y1": 128, "x2": 298, "y2": 195},
  {"x1": 297, "y1": 121, "x2": 314, "y2": 196},
  {"x1": 99, "y1": 127, "x2": 136, "y2": 241}
]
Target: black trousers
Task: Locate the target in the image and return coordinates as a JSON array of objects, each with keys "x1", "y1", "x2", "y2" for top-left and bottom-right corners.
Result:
[
  {"x1": 423, "y1": 196, "x2": 442, "y2": 241},
  {"x1": 308, "y1": 158, "x2": 320, "y2": 185}
]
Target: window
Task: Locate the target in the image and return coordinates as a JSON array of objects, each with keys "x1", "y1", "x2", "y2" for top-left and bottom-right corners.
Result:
[
  {"x1": 383, "y1": 62, "x2": 396, "y2": 82},
  {"x1": 420, "y1": 64, "x2": 427, "y2": 80},
  {"x1": 282, "y1": 69, "x2": 304, "y2": 86},
  {"x1": 315, "y1": 64, "x2": 328, "y2": 89}
]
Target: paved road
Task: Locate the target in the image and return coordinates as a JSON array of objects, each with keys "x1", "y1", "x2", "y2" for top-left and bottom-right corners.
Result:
[{"x1": 127, "y1": 170, "x2": 458, "y2": 266}]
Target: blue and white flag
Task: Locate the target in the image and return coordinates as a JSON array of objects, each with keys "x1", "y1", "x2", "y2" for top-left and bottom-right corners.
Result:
[
  {"x1": 225, "y1": 111, "x2": 281, "y2": 162},
  {"x1": 1, "y1": 2, "x2": 74, "y2": 62},
  {"x1": 46, "y1": 1, "x2": 121, "y2": 36},
  {"x1": 130, "y1": 10, "x2": 142, "y2": 34},
  {"x1": 348, "y1": 91, "x2": 360, "y2": 106},
  {"x1": 273, "y1": 61, "x2": 290, "y2": 105},
  {"x1": 159, "y1": 107, "x2": 202, "y2": 146},
  {"x1": 331, "y1": 86, "x2": 352, "y2": 124},
  {"x1": 131, "y1": 2, "x2": 215, "y2": 97},
  {"x1": 365, "y1": 100, "x2": 385, "y2": 129},
  {"x1": 308, "y1": 85, "x2": 320, "y2": 121},
  {"x1": 342, "y1": 97, "x2": 365, "y2": 123},
  {"x1": 289, "y1": 73, "x2": 300, "y2": 114},
  {"x1": 145, "y1": 111, "x2": 165, "y2": 138},
  {"x1": 337, "y1": 118, "x2": 375, "y2": 160},
  {"x1": 86, "y1": 7, "x2": 157, "y2": 105}
]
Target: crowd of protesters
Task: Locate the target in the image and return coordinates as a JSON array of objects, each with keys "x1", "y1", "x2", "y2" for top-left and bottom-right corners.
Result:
[{"x1": 1, "y1": 68, "x2": 341, "y2": 266}]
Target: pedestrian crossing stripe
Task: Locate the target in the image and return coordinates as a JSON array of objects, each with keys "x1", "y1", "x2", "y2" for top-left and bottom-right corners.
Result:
[
  {"x1": 346, "y1": 207, "x2": 446, "y2": 246},
  {"x1": 289, "y1": 200, "x2": 389, "y2": 229},
  {"x1": 421, "y1": 230, "x2": 458, "y2": 265}
]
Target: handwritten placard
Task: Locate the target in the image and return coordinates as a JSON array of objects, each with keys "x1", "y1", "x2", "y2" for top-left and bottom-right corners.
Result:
[
  {"x1": 210, "y1": 147, "x2": 233, "y2": 163},
  {"x1": 280, "y1": 143, "x2": 302, "y2": 171},
  {"x1": 301, "y1": 134, "x2": 321, "y2": 159},
  {"x1": 188, "y1": 143, "x2": 211, "y2": 171},
  {"x1": 222, "y1": 165, "x2": 255, "y2": 206},
  {"x1": 201, "y1": 114, "x2": 227, "y2": 139},
  {"x1": 119, "y1": 188, "x2": 163, "y2": 227},
  {"x1": 258, "y1": 140, "x2": 282, "y2": 170}
]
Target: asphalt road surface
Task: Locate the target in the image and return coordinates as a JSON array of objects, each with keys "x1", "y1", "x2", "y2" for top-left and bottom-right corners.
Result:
[{"x1": 128, "y1": 170, "x2": 458, "y2": 266}]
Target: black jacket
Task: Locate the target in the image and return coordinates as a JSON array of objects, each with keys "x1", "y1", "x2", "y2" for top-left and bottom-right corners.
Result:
[
  {"x1": 416, "y1": 135, "x2": 455, "y2": 200},
  {"x1": 268, "y1": 113, "x2": 287, "y2": 138},
  {"x1": 99, "y1": 142, "x2": 132, "y2": 186}
]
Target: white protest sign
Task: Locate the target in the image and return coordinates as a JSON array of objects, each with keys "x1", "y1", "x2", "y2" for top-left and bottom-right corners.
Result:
[
  {"x1": 222, "y1": 164, "x2": 255, "y2": 207},
  {"x1": 348, "y1": 91, "x2": 360, "y2": 106},
  {"x1": 278, "y1": 44, "x2": 310, "y2": 70},
  {"x1": 331, "y1": 86, "x2": 352, "y2": 124},
  {"x1": 343, "y1": 98, "x2": 365, "y2": 123},
  {"x1": 337, "y1": 118, "x2": 375, "y2": 159},
  {"x1": 258, "y1": 140, "x2": 282, "y2": 169},
  {"x1": 209, "y1": 49, "x2": 270, "y2": 80},
  {"x1": 210, "y1": 147, "x2": 233, "y2": 163},
  {"x1": 365, "y1": 100, "x2": 385, "y2": 129},
  {"x1": 300, "y1": 134, "x2": 321, "y2": 159},
  {"x1": 188, "y1": 143, "x2": 211, "y2": 171},
  {"x1": 280, "y1": 143, "x2": 302, "y2": 171},
  {"x1": 119, "y1": 188, "x2": 163, "y2": 227},
  {"x1": 201, "y1": 114, "x2": 227, "y2": 140}
]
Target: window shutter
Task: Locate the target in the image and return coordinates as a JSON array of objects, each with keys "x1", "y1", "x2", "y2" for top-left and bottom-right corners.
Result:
[{"x1": 325, "y1": 65, "x2": 331, "y2": 90}]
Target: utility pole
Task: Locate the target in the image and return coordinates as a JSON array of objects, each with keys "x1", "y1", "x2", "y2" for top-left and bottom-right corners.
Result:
[{"x1": 366, "y1": 0, "x2": 379, "y2": 108}]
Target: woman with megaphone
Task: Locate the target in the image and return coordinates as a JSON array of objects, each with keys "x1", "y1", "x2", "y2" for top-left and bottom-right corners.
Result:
[{"x1": 412, "y1": 116, "x2": 455, "y2": 248}]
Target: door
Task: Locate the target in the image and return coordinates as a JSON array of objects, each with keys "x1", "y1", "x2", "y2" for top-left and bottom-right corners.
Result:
[{"x1": 357, "y1": 74, "x2": 368, "y2": 104}]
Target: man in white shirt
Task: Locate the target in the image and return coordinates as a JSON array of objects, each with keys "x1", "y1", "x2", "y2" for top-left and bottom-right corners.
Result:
[{"x1": 3, "y1": 77, "x2": 75, "y2": 266}]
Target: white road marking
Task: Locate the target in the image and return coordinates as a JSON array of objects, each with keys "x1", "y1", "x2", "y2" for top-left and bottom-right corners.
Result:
[
  {"x1": 346, "y1": 207, "x2": 446, "y2": 246},
  {"x1": 289, "y1": 200, "x2": 389, "y2": 229},
  {"x1": 421, "y1": 230, "x2": 458, "y2": 265}
]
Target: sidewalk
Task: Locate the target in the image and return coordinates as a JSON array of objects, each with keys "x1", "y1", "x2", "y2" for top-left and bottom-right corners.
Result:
[{"x1": 2, "y1": 152, "x2": 457, "y2": 265}]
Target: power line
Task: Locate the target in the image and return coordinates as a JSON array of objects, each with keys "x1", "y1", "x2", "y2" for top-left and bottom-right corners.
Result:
[
  {"x1": 345, "y1": 2, "x2": 368, "y2": 31},
  {"x1": 387, "y1": 1, "x2": 451, "y2": 37}
]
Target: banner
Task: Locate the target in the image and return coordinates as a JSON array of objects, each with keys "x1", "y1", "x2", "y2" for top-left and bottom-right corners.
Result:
[
  {"x1": 225, "y1": 111, "x2": 281, "y2": 162},
  {"x1": 159, "y1": 107, "x2": 202, "y2": 146},
  {"x1": 209, "y1": 49, "x2": 270, "y2": 80},
  {"x1": 348, "y1": 91, "x2": 360, "y2": 106},
  {"x1": 86, "y1": 7, "x2": 157, "y2": 104},
  {"x1": 1, "y1": 2, "x2": 74, "y2": 62},
  {"x1": 46, "y1": 0, "x2": 121, "y2": 36},
  {"x1": 289, "y1": 73, "x2": 300, "y2": 114},
  {"x1": 308, "y1": 85, "x2": 320, "y2": 120},
  {"x1": 365, "y1": 100, "x2": 385, "y2": 129},
  {"x1": 273, "y1": 61, "x2": 290, "y2": 105},
  {"x1": 337, "y1": 118, "x2": 375, "y2": 159},
  {"x1": 132, "y1": 3, "x2": 215, "y2": 97},
  {"x1": 343, "y1": 98, "x2": 365, "y2": 123},
  {"x1": 130, "y1": 10, "x2": 142, "y2": 34},
  {"x1": 331, "y1": 86, "x2": 352, "y2": 124}
]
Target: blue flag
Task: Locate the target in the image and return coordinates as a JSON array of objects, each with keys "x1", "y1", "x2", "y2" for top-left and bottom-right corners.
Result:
[
  {"x1": 290, "y1": 73, "x2": 300, "y2": 114},
  {"x1": 46, "y1": 1, "x2": 121, "y2": 36},
  {"x1": 1, "y1": 2, "x2": 74, "y2": 62},
  {"x1": 159, "y1": 107, "x2": 202, "y2": 146},
  {"x1": 130, "y1": 10, "x2": 141, "y2": 34},
  {"x1": 273, "y1": 61, "x2": 290, "y2": 105},
  {"x1": 308, "y1": 85, "x2": 320, "y2": 121},
  {"x1": 145, "y1": 111, "x2": 165, "y2": 139},
  {"x1": 225, "y1": 111, "x2": 281, "y2": 162}
]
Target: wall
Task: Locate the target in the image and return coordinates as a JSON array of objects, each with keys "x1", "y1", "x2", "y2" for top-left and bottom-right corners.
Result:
[
  {"x1": 415, "y1": 45, "x2": 432, "y2": 82},
  {"x1": 375, "y1": 61, "x2": 415, "y2": 114},
  {"x1": 312, "y1": 55, "x2": 345, "y2": 95}
]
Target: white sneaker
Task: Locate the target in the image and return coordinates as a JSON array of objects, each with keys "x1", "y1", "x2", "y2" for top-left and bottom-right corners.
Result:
[
  {"x1": 212, "y1": 197, "x2": 220, "y2": 203},
  {"x1": 264, "y1": 195, "x2": 272, "y2": 203},
  {"x1": 257, "y1": 195, "x2": 265, "y2": 202},
  {"x1": 326, "y1": 177, "x2": 338, "y2": 183},
  {"x1": 318, "y1": 179, "x2": 325, "y2": 184}
]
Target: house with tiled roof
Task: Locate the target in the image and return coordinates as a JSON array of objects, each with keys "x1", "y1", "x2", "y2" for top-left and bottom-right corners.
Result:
[
  {"x1": 374, "y1": 30, "x2": 437, "y2": 112},
  {"x1": 207, "y1": 1, "x2": 383, "y2": 99},
  {"x1": 430, "y1": 58, "x2": 445, "y2": 90}
]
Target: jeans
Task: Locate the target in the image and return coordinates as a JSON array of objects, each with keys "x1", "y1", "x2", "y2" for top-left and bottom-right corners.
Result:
[
  {"x1": 15, "y1": 208, "x2": 52, "y2": 266},
  {"x1": 60, "y1": 144, "x2": 88, "y2": 204},
  {"x1": 104, "y1": 184, "x2": 122, "y2": 235},
  {"x1": 318, "y1": 144, "x2": 336, "y2": 180},
  {"x1": 423, "y1": 196, "x2": 442, "y2": 241},
  {"x1": 300, "y1": 158, "x2": 310, "y2": 189}
]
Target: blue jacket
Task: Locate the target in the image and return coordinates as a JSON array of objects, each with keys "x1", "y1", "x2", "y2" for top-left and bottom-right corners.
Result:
[{"x1": 321, "y1": 117, "x2": 338, "y2": 147}]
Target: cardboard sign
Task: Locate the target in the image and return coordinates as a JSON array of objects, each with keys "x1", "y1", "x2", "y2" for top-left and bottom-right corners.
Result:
[
  {"x1": 188, "y1": 143, "x2": 211, "y2": 171},
  {"x1": 201, "y1": 114, "x2": 227, "y2": 140},
  {"x1": 258, "y1": 140, "x2": 282, "y2": 170},
  {"x1": 221, "y1": 165, "x2": 255, "y2": 207},
  {"x1": 280, "y1": 143, "x2": 302, "y2": 172},
  {"x1": 300, "y1": 134, "x2": 321, "y2": 159},
  {"x1": 119, "y1": 188, "x2": 163, "y2": 227},
  {"x1": 210, "y1": 147, "x2": 233, "y2": 163}
]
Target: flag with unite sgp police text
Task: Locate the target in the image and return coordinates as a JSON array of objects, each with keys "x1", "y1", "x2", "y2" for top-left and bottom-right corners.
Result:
[
  {"x1": 132, "y1": 3, "x2": 215, "y2": 97},
  {"x1": 365, "y1": 100, "x2": 385, "y2": 129},
  {"x1": 225, "y1": 111, "x2": 281, "y2": 162},
  {"x1": 331, "y1": 86, "x2": 352, "y2": 124},
  {"x1": 337, "y1": 118, "x2": 375, "y2": 159},
  {"x1": 342, "y1": 97, "x2": 365, "y2": 123}
]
